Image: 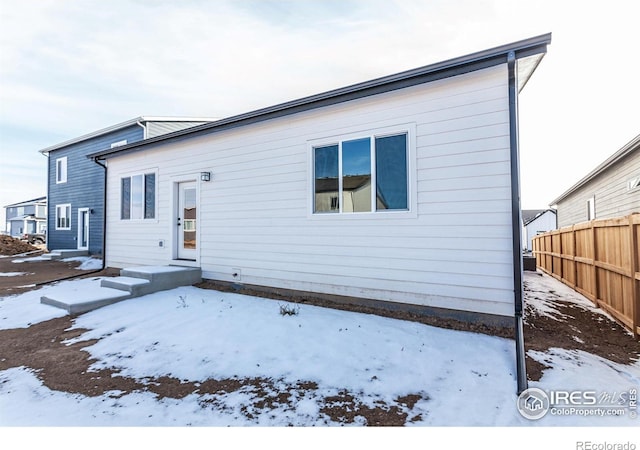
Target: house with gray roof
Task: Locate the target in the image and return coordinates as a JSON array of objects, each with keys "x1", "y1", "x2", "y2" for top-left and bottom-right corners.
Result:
[
  {"x1": 522, "y1": 209, "x2": 556, "y2": 252},
  {"x1": 87, "y1": 34, "x2": 552, "y2": 393},
  {"x1": 4, "y1": 196, "x2": 47, "y2": 239},
  {"x1": 551, "y1": 133, "x2": 640, "y2": 227}
]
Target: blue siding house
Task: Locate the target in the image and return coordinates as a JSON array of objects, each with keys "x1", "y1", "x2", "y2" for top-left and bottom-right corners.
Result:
[{"x1": 40, "y1": 117, "x2": 214, "y2": 255}]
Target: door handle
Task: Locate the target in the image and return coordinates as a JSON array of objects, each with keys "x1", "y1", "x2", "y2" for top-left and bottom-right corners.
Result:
[{"x1": 177, "y1": 218, "x2": 182, "y2": 227}]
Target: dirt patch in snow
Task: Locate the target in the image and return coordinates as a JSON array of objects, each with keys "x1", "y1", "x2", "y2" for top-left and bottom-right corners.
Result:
[
  {"x1": 0, "y1": 316, "x2": 427, "y2": 425},
  {"x1": 522, "y1": 272, "x2": 640, "y2": 381},
  {"x1": 1, "y1": 268, "x2": 638, "y2": 425},
  {"x1": 0, "y1": 254, "x2": 118, "y2": 297}
]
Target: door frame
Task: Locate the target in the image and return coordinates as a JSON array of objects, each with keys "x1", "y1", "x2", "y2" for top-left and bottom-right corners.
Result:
[
  {"x1": 77, "y1": 207, "x2": 89, "y2": 250},
  {"x1": 171, "y1": 177, "x2": 200, "y2": 266}
]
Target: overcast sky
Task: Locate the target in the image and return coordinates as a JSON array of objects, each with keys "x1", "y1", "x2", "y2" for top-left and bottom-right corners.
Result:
[{"x1": 1, "y1": 0, "x2": 639, "y2": 229}]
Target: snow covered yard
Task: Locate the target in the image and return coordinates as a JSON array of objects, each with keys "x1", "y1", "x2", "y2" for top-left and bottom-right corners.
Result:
[{"x1": 0, "y1": 269, "x2": 639, "y2": 439}]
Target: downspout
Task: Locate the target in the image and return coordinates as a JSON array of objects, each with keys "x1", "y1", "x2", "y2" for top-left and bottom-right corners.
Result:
[
  {"x1": 93, "y1": 157, "x2": 108, "y2": 272},
  {"x1": 136, "y1": 119, "x2": 147, "y2": 139},
  {"x1": 508, "y1": 51, "x2": 528, "y2": 394}
]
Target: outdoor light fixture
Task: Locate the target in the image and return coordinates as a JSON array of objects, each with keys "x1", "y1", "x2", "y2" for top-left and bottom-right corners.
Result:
[{"x1": 200, "y1": 171, "x2": 211, "y2": 182}]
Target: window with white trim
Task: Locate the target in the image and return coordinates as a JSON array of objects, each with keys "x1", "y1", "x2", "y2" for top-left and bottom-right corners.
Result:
[
  {"x1": 56, "y1": 157, "x2": 67, "y2": 184},
  {"x1": 121, "y1": 172, "x2": 156, "y2": 220},
  {"x1": 313, "y1": 132, "x2": 408, "y2": 214},
  {"x1": 586, "y1": 196, "x2": 596, "y2": 221},
  {"x1": 56, "y1": 204, "x2": 71, "y2": 230}
]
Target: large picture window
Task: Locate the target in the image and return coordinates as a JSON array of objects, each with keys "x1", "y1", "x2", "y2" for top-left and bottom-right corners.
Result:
[
  {"x1": 313, "y1": 132, "x2": 408, "y2": 214},
  {"x1": 121, "y1": 173, "x2": 156, "y2": 220},
  {"x1": 55, "y1": 204, "x2": 71, "y2": 230}
]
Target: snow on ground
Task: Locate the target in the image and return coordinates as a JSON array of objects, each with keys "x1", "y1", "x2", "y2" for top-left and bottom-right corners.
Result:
[
  {"x1": 0, "y1": 272, "x2": 638, "y2": 431},
  {"x1": 10, "y1": 255, "x2": 103, "y2": 271},
  {"x1": 10, "y1": 255, "x2": 47, "y2": 263},
  {"x1": 0, "y1": 272, "x2": 28, "y2": 277},
  {"x1": 61, "y1": 256, "x2": 103, "y2": 270},
  {"x1": 524, "y1": 271, "x2": 619, "y2": 324},
  {"x1": 0, "y1": 278, "x2": 104, "y2": 329}
]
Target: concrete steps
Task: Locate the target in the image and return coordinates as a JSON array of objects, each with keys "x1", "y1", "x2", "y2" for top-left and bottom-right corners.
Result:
[
  {"x1": 41, "y1": 265, "x2": 202, "y2": 314},
  {"x1": 42, "y1": 249, "x2": 89, "y2": 261}
]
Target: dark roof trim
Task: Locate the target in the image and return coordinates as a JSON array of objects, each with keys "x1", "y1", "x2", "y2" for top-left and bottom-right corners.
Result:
[
  {"x1": 551, "y1": 133, "x2": 640, "y2": 205},
  {"x1": 522, "y1": 208, "x2": 556, "y2": 226},
  {"x1": 4, "y1": 196, "x2": 47, "y2": 208},
  {"x1": 89, "y1": 33, "x2": 551, "y2": 161}
]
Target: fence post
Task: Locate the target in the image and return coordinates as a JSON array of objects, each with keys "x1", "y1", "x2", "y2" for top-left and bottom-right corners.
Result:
[
  {"x1": 629, "y1": 214, "x2": 639, "y2": 338},
  {"x1": 591, "y1": 220, "x2": 599, "y2": 305},
  {"x1": 572, "y1": 224, "x2": 578, "y2": 290}
]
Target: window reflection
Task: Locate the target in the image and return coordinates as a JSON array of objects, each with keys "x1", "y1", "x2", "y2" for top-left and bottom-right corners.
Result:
[
  {"x1": 376, "y1": 134, "x2": 408, "y2": 210},
  {"x1": 183, "y1": 187, "x2": 196, "y2": 249},
  {"x1": 314, "y1": 145, "x2": 339, "y2": 213},
  {"x1": 342, "y1": 138, "x2": 371, "y2": 212},
  {"x1": 313, "y1": 132, "x2": 408, "y2": 214}
]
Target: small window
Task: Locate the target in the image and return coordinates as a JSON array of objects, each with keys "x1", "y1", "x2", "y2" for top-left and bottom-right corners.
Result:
[
  {"x1": 313, "y1": 132, "x2": 408, "y2": 214},
  {"x1": 56, "y1": 157, "x2": 67, "y2": 184},
  {"x1": 110, "y1": 139, "x2": 128, "y2": 149},
  {"x1": 628, "y1": 176, "x2": 640, "y2": 192},
  {"x1": 56, "y1": 204, "x2": 71, "y2": 230},
  {"x1": 121, "y1": 172, "x2": 156, "y2": 220},
  {"x1": 586, "y1": 196, "x2": 596, "y2": 221}
]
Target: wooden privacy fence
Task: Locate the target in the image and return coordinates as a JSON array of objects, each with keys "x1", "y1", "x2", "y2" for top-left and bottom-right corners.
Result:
[{"x1": 532, "y1": 213, "x2": 640, "y2": 338}]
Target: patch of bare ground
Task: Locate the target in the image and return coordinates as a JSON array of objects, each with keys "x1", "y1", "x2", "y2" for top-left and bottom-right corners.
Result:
[
  {"x1": 522, "y1": 273, "x2": 640, "y2": 381},
  {"x1": 2, "y1": 267, "x2": 638, "y2": 425},
  {"x1": 0, "y1": 235, "x2": 40, "y2": 256},
  {"x1": 0, "y1": 251, "x2": 119, "y2": 297},
  {"x1": 0, "y1": 317, "x2": 428, "y2": 425}
]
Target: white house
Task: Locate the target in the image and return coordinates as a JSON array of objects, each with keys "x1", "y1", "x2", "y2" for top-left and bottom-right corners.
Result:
[
  {"x1": 4, "y1": 196, "x2": 47, "y2": 239},
  {"x1": 522, "y1": 209, "x2": 557, "y2": 252},
  {"x1": 89, "y1": 35, "x2": 550, "y2": 345}
]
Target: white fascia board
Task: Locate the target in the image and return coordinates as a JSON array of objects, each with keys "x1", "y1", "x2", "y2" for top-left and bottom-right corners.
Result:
[{"x1": 38, "y1": 116, "x2": 218, "y2": 155}]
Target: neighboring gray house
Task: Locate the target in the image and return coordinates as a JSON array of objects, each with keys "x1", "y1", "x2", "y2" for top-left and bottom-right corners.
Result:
[
  {"x1": 522, "y1": 209, "x2": 556, "y2": 252},
  {"x1": 4, "y1": 196, "x2": 47, "y2": 239},
  {"x1": 39, "y1": 117, "x2": 216, "y2": 255},
  {"x1": 551, "y1": 133, "x2": 640, "y2": 227}
]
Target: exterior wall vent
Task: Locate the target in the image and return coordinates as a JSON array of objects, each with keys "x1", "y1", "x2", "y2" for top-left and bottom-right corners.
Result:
[{"x1": 111, "y1": 139, "x2": 128, "y2": 149}]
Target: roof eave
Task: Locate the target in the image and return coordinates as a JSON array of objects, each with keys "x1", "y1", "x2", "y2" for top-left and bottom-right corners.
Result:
[
  {"x1": 88, "y1": 33, "x2": 551, "y2": 162},
  {"x1": 38, "y1": 116, "x2": 218, "y2": 155},
  {"x1": 551, "y1": 133, "x2": 640, "y2": 205}
]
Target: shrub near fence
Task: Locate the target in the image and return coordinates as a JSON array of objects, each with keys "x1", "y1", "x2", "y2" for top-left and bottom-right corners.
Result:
[{"x1": 532, "y1": 213, "x2": 640, "y2": 338}]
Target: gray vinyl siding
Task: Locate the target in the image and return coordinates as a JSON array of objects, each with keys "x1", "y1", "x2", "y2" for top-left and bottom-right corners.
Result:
[
  {"x1": 146, "y1": 122, "x2": 209, "y2": 139},
  {"x1": 47, "y1": 125, "x2": 144, "y2": 254},
  {"x1": 556, "y1": 149, "x2": 640, "y2": 227}
]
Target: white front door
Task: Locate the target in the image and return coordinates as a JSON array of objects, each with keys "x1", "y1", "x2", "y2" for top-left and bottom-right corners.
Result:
[
  {"x1": 77, "y1": 208, "x2": 89, "y2": 250},
  {"x1": 177, "y1": 182, "x2": 197, "y2": 260}
]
